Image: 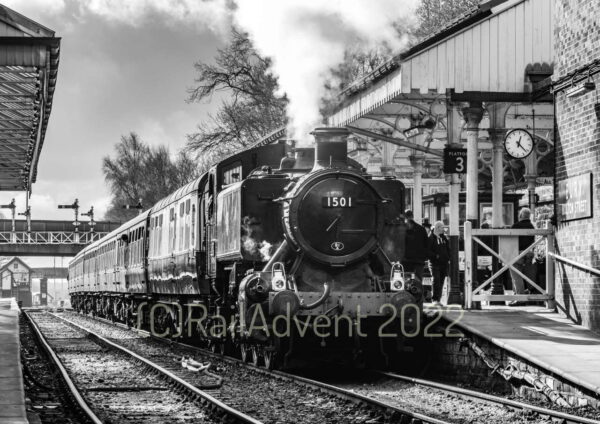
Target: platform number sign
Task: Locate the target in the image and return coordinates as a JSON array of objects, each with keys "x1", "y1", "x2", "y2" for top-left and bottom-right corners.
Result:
[{"x1": 443, "y1": 148, "x2": 467, "y2": 174}]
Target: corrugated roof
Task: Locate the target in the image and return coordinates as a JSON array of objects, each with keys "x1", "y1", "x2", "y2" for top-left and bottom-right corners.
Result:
[
  {"x1": 0, "y1": 4, "x2": 60, "y2": 191},
  {"x1": 340, "y1": 0, "x2": 508, "y2": 97}
]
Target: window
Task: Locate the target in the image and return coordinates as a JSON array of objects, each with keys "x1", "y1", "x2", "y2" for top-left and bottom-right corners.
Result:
[
  {"x1": 13, "y1": 263, "x2": 17, "y2": 270},
  {"x1": 223, "y1": 162, "x2": 242, "y2": 185},
  {"x1": 180, "y1": 202, "x2": 185, "y2": 217},
  {"x1": 191, "y1": 204, "x2": 196, "y2": 248}
]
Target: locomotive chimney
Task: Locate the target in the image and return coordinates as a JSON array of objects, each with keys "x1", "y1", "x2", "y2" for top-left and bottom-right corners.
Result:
[{"x1": 311, "y1": 127, "x2": 349, "y2": 170}]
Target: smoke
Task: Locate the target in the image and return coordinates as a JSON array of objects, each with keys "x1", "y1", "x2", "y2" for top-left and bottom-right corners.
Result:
[
  {"x1": 233, "y1": 0, "x2": 418, "y2": 141},
  {"x1": 241, "y1": 216, "x2": 275, "y2": 261}
]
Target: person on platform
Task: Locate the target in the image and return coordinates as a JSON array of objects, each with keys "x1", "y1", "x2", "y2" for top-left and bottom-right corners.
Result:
[
  {"x1": 402, "y1": 210, "x2": 428, "y2": 281},
  {"x1": 423, "y1": 219, "x2": 432, "y2": 237},
  {"x1": 509, "y1": 207, "x2": 536, "y2": 306},
  {"x1": 428, "y1": 221, "x2": 450, "y2": 305}
]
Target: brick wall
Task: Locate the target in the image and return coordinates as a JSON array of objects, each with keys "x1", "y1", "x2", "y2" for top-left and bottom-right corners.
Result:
[
  {"x1": 554, "y1": 0, "x2": 600, "y2": 332},
  {"x1": 427, "y1": 320, "x2": 599, "y2": 407}
]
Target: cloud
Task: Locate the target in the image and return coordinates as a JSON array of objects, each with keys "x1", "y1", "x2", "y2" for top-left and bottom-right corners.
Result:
[
  {"x1": 1, "y1": 0, "x2": 66, "y2": 17},
  {"x1": 81, "y1": 0, "x2": 231, "y2": 33}
]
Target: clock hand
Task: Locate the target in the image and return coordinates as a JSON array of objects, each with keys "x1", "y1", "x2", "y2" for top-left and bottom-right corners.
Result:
[
  {"x1": 516, "y1": 137, "x2": 523, "y2": 148},
  {"x1": 326, "y1": 215, "x2": 341, "y2": 232}
]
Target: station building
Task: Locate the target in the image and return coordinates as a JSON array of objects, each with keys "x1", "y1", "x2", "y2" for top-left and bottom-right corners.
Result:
[
  {"x1": 327, "y1": 0, "x2": 600, "y2": 334},
  {"x1": 552, "y1": 0, "x2": 600, "y2": 331},
  {"x1": 0, "y1": 257, "x2": 32, "y2": 307}
]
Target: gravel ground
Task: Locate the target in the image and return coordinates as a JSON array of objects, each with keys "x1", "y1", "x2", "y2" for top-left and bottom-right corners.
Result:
[
  {"x1": 59, "y1": 311, "x2": 589, "y2": 424},
  {"x1": 28, "y1": 312, "x2": 219, "y2": 424},
  {"x1": 57, "y1": 312, "x2": 413, "y2": 423},
  {"x1": 337, "y1": 378, "x2": 555, "y2": 424},
  {"x1": 20, "y1": 312, "x2": 88, "y2": 424}
]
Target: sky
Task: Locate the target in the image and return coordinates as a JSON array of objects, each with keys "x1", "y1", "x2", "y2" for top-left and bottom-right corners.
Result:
[
  {"x1": 0, "y1": 0, "x2": 227, "y2": 265},
  {"x1": 0, "y1": 0, "x2": 226, "y2": 223},
  {"x1": 0, "y1": 0, "x2": 418, "y2": 267}
]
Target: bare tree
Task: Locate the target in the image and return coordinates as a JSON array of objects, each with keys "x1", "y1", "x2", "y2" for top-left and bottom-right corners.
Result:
[
  {"x1": 185, "y1": 29, "x2": 287, "y2": 158},
  {"x1": 103, "y1": 133, "x2": 200, "y2": 221},
  {"x1": 321, "y1": 46, "x2": 394, "y2": 118},
  {"x1": 414, "y1": 0, "x2": 479, "y2": 41}
]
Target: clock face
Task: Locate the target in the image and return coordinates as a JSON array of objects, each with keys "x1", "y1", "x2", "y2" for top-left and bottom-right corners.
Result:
[{"x1": 504, "y1": 129, "x2": 533, "y2": 159}]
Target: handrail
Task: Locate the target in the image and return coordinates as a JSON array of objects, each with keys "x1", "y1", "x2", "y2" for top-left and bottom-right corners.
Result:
[
  {"x1": 547, "y1": 252, "x2": 600, "y2": 278},
  {"x1": 0, "y1": 231, "x2": 109, "y2": 244}
]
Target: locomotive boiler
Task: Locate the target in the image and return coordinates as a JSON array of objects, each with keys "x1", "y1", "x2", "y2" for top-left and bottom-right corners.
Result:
[{"x1": 68, "y1": 127, "x2": 422, "y2": 369}]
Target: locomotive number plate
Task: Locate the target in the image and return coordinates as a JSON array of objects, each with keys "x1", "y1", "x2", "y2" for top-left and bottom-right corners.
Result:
[{"x1": 322, "y1": 196, "x2": 354, "y2": 208}]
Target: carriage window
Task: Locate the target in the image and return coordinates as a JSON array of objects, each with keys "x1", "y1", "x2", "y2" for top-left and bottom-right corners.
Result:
[
  {"x1": 191, "y1": 204, "x2": 196, "y2": 248},
  {"x1": 223, "y1": 162, "x2": 242, "y2": 186}
]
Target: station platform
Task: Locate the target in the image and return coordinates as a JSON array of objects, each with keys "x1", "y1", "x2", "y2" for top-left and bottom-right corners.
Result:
[
  {"x1": 0, "y1": 298, "x2": 28, "y2": 424},
  {"x1": 432, "y1": 305, "x2": 600, "y2": 398}
]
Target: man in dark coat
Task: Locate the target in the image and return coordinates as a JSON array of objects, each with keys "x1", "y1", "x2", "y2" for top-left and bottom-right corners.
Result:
[
  {"x1": 509, "y1": 207, "x2": 536, "y2": 304},
  {"x1": 402, "y1": 210, "x2": 428, "y2": 281},
  {"x1": 428, "y1": 221, "x2": 450, "y2": 304}
]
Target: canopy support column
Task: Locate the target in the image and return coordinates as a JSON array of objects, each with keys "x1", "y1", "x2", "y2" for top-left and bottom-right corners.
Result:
[
  {"x1": 486, "y1": 102, "x2": 511, "y2": 301},
  {"x1": 409, "y1": 154, "x2": 425, "y2": 223},
  {"x1": 446, "y1": 103, "x2": 464, "y2": 305},
  {"x1": 462, "y1": 103, "x2": 484, "y2": 227}
]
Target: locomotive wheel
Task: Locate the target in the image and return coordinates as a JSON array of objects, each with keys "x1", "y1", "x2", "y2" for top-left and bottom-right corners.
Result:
[
  {"x1": 240, "y1": 343, "x2": 249, "y2": 362},
  {"x1": 263, "y1": 348, "x2": 275, "y2": 370},
  {"x1": 250, "y1": 346, "x2": 260, "y2": 367}
]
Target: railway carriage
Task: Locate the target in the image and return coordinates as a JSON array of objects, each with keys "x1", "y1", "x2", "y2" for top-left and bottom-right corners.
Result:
[{"x1": 69, "y1": 128, "x2": 422, "y2": 369}]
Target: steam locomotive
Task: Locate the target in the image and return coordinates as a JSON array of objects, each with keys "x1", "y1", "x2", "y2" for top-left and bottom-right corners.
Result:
[{"x1": 68, "y1": 127, "x2": 422, "y2": 368}]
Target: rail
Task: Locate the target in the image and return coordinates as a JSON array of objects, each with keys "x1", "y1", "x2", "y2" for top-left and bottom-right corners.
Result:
[
  {"x1": 0, "y1": 231, "x2": 108, "y2": 244},
  {"x1": 463, "y1": 222, "x2": 555, "y2": 309},
  {"x1": 22, "y1": 310, "x2": 103, "y2": 424},
  {"x1": 547, "y1": 252, "x2": 600, "y2": 278},
  {"x1": 50, "y1": 312, "x2": 262, "y2": 424}
]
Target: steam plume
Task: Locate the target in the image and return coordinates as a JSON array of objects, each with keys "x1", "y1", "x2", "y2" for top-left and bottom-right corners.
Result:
[{"x1": 233, "y1": 0, "x2": 418, "y2": 141}]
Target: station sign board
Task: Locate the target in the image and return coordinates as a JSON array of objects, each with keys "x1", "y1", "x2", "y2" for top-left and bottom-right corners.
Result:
[
  {"x1": 557, "y1": 172, "x2": 593, "y2": 222},
  {"x1": 443, "y1": 148, "x2": 467, "y2": 174}
]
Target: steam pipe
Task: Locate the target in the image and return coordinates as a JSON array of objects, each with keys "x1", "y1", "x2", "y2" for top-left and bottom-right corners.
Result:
[
  {"x1": 299, "y1": 283, "x2": 331, "y2": 310},
  {"x1": 261, "y1": 240, "x2": 289, "y2": 272}
]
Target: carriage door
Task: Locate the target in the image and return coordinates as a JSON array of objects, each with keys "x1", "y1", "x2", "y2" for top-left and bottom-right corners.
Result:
[
  {"x1": 169, "y1": 207, "x2": 177, "y2": 277},
  {"x1": 122, "y1": 233, "x2": 130, "y2": 290},
  {"x1": 205, "y1": 174, "x2": 217, "y2": 278}
]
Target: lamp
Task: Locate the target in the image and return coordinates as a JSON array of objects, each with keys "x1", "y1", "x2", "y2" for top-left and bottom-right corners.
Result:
[
  {"x1": 566, "y1": 71, "x2": 595, "y2": 98},
  {"x1": 566, "y1": 81, "x2": 595, "y2": 98}
]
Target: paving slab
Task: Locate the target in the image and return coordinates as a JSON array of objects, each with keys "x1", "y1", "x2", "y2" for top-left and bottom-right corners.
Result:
[
  {"x1": 434, "y1": 305, "x2": 600, "y2": 396},
  {"x1": 0, "y1": 298, "x2": 27, "y2": 423}
]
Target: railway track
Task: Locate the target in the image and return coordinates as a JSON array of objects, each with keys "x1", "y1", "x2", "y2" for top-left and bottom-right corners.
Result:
[
  {"x1": 53, "y1": 310, "x2": 600, "y2": 423},
  {"x1": 374, "y1": 371, "x2": 600, "y2": 424},
  {"x1": 55, "y1": 311, "x2": 454, "y2": 423},
  {"x1": 303, "y1": 368, "x2": 600, "y2": 424},
  {"x1": 24, "y1": 310, "x2": 260, "y2": 424}
]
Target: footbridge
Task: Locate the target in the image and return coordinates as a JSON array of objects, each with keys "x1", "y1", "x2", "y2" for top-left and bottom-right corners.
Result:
[{"x1": 0, "y1": 219, "x2": 121, "y2": 256}]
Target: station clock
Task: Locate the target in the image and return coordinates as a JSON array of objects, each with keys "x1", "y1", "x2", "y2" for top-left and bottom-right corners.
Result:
[{"x1": 504, "y1": 129, "x2": 534, "y2": 159}]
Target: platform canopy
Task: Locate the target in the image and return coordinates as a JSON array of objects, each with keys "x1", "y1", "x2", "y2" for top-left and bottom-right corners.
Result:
[
  {"x1": 0, "y1": 5, "x2": 60, "y2": 192},
  {"x1": 329, "y1": 0, "x2": 554, "y2": 128},
  {"x1": 325, "y1": 0, "x2": 555, "y2": 193}
]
